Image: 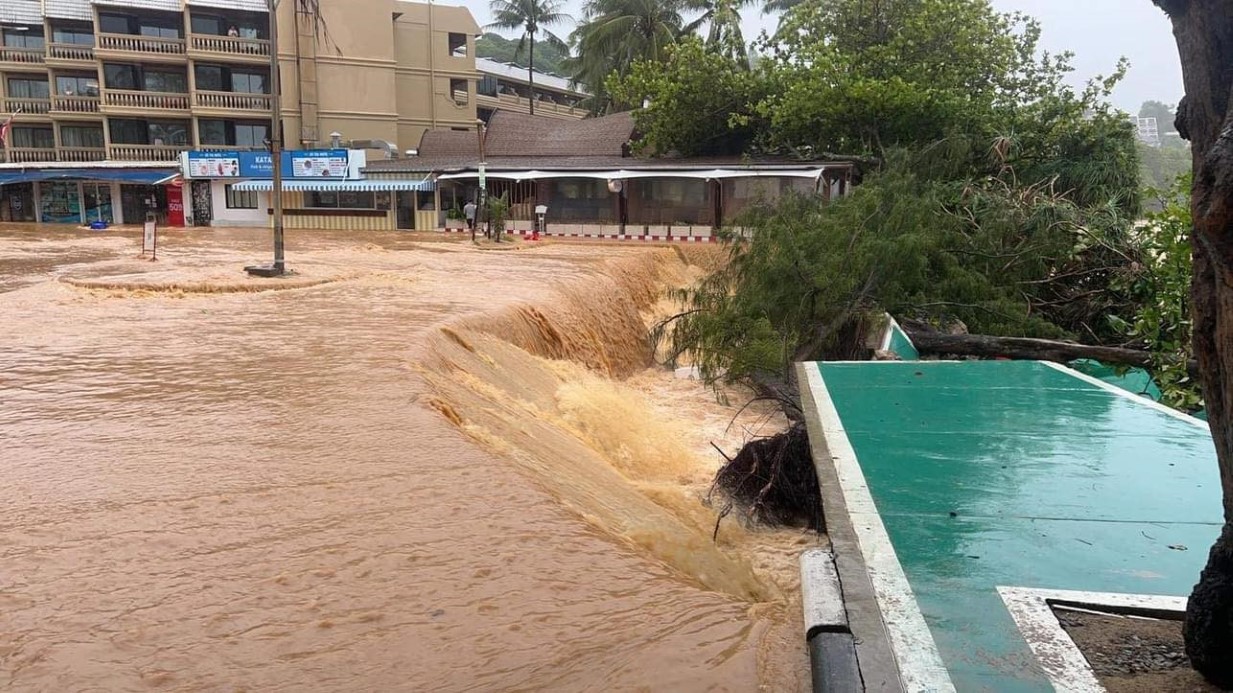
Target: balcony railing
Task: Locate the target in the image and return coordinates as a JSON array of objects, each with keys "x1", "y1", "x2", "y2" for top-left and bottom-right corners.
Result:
[
  {"x1": 2, "y1": 98, "x2": 51, "y2": 115},
  {"x1": 51, "y1": 95, "x2": 101, "y2": 114},
  {"x1": 46, "y1": 43, "x2": 95, "y2": 62},
  {"x1": 1, "y1": 147, "x2": 59, "y2": 163},
  {"x1": 189, "y1": 34, "x2": 270, "y2": 59},
  {"x1": 97, "y1": 33, "x2": 186, "y2": 56},
  {"x1": 0, "y1": 46, "x2": 45, "y2": 65},
  {"x1": 194, "y1": 91, "x2": 271, "y2": 112},
  {"x1": 108, "y1": 144, "x2": 183, "y2": 161},
  {"x1": 479, "y1": 91, "x2": 583, "y2": 118},
  {"x1": 102, "y1": 89, "x2": 190, "y2": 111},
  {"x1": 58, "y1": 146, "x2": 107, "y2": 162}
]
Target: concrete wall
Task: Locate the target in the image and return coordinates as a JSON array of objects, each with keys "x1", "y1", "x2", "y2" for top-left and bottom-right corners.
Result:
[{"x1": 208, "y1": 181, "x2": 268, "y2": 227}]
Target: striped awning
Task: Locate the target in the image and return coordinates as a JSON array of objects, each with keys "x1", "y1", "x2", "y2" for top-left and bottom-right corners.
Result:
[{"x1": 230, "y1": 179, "x2": 434, "y2": 192}]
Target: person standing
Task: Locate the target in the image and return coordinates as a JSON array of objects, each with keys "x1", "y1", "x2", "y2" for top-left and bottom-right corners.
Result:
[{"x1": 463, "y1": 200, "x2": 477, "y2": 231}]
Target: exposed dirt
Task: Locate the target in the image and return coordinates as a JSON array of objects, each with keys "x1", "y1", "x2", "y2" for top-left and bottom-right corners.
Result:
[{"x1": 1058, "y1": 609, "x2": 1227, "y2": 692}]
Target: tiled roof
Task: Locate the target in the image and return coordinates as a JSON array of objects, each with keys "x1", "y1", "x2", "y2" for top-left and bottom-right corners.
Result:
[{"x1": 484, "y1": 110, "x2": 635, "y2": 157}]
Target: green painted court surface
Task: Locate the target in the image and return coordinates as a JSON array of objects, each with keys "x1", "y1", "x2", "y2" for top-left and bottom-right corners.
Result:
[{"x1": 815, "y1": 360, "x2": 1221, "y2": 692}]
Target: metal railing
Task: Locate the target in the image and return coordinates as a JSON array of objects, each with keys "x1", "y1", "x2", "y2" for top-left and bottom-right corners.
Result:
[
  {"x1": 46, "y1": 43, "x2": 95, "y2": 62},
  {"x1": 102, "y1": 89, "x2": 190, "y2": 111},
  {"x1": 0, "y1": 46, "x2": 45, "y2": 65},
  {"x1": 194, "y1": 90, "x2": 271, "y2": 111},
  {"x1": 477, "y1": 91, "x2": 583, "y2": 117},
  {"x1": 51, "y1": 95, "x2": 101, "y2": 113},
  {"x1": 2, "y1": 98, "x2": 51, "y2": 115},
  {"x1": 97, "y1": 33, "x2": 186, "y2": 56},
  {"x1": 2, "y1": 147, "x2": 59, "y2": 163},
  {"x1": 189, "y1": 34, "x2": 270, "y2": 59},
  {"x1": 108, "y1": 144, "x2": 183, "y2": 161},
  {"x1": 58, "y1": 147, "x2": 107, "y2": 162}
]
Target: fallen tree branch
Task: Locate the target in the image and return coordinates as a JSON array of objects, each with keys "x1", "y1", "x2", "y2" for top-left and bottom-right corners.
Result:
[{"x1": 901, "y1": 326, "x2": 1201, "y2": 379}]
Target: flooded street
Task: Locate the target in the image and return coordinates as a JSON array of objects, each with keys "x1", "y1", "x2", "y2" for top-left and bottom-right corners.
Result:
[{"x1": 0, "y1": 226, "x2": 813, "y2": 692}]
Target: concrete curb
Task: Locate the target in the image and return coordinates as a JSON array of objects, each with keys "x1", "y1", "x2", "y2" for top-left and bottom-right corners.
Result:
[{"x1": 800, "y1": 549, "x2": 863, "y2": 693}]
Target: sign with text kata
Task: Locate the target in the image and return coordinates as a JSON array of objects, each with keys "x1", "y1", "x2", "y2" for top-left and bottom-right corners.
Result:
[{"x1": 186, "y1": 150, "x2": 351, "y2": 179}]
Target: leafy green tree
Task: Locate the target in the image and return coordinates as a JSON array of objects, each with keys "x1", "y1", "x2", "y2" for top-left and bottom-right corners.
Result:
[
  {"x1": 486, "y1": 0, "x2": 572, "y2": 116},
  {"x1": 1115, "y1": 174, "x2": 1199, "y2": 409},
  {"x1": 610, "y1": 38, "x2": 766, "y2": 155}
]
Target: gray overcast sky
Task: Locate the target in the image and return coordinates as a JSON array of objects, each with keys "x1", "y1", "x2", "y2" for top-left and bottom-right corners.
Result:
[{"x1": 460, "y1": 0, "x2": 1183, "y2": 114}]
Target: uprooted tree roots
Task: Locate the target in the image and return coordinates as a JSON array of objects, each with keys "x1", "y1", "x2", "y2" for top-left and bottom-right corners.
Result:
[{"x1": 710, "y1": 424, "x2": 824, "y2": 535}]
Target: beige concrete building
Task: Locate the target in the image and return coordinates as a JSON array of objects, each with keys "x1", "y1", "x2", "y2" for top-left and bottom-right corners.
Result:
[{"x1": 0, "y1": 0, "x2": 481, "y2": 165}]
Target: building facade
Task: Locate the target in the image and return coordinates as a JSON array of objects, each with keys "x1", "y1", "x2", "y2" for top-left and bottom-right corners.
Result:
[{"x1": 0, "y1": 0, "x2": 481, "y2": 224}]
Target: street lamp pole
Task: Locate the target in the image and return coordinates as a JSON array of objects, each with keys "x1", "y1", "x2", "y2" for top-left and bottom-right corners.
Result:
[
  {"x1": 476, "y1": 118, "x2": 487, "y2": 241},
  {"x1": 247, "y1": 0, "x2": 286, "y2": 276}
]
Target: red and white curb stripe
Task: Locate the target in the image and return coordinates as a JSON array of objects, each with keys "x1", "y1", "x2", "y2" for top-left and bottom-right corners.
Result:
[{"x1": 438, "y1": 228, "x2": 718, "y2": 243}]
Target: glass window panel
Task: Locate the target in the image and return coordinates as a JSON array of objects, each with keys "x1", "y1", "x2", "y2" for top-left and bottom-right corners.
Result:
[
  {"x1": 191, "y1": 15, "x2": 223, "y2": 36},
  {"x1": 99, "y1": 14, "x2": 132, "y2": 35},
  {"x1": 104, "y1": 64, "x2": 138, "y2": 90},
  {"x1": 12, "y1": 127, "x2": 55, "y2": 148},
  {"x1": 60, "y1": 126, "x2": 104, "y2": 148},
  {"x1": 198, "y1": 119, "x2": 227, "y2": 145},
  {"x1": 234, "y1": 123, "x2": 268, "y2": 147},
  {"x1": 195, "y1": 65, "x2": 225, "y2": 92},
  {"x1": 148, "y1": 121, "x2": 188, "y2": 146}
]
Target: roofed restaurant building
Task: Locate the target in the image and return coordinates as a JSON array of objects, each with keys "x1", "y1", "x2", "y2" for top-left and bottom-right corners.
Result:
[{"x1": 364, "y1": 111, "x2": 856, "y2": 240}]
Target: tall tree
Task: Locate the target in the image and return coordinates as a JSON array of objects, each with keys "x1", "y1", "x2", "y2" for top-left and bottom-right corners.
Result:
[
  {"x1": 683, "y1": 0, "x2": 752, "y2": 65},
  {"x1": 1151, "y1": 1, "x2": 1233, "y2": 685},
  {"x1": 1141, "y1": 99, "x2": 1177, "y2": 126},
  {"x1": 566, "y1": 0, "x2": 686, "y2": 112},
  {"x1": 487, "y1": 0, "x2": 571, "y2": 116}
]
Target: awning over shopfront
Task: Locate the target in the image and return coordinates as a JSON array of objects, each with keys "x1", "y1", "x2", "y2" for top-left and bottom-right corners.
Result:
[
  {"x1": 230, "y1": 179, "x2": 434, "y2": 192},
  {"x1": 0, "y1": 169, "x2": 180, "y2": 185},
  {"x1": 436, "y1": 168, "x2": 832, "y2": 182}
]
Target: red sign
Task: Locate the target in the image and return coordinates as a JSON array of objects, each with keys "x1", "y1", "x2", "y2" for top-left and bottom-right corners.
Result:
[{"x1": 166, "y1": 184, "x2": 185, "y2": 227}]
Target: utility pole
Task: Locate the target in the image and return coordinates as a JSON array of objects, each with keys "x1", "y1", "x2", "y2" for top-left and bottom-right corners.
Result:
[
  {"x1": 247, "y1": 0, "x2": 286, "y2": 276},
  {"x1": 476, "y1": 118, "x2": 487, "y2": 241}
]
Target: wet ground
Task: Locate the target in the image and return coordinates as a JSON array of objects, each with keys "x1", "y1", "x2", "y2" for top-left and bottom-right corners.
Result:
[{"x1": 0, "y1": 225, "x2": 814, "y2": 692}]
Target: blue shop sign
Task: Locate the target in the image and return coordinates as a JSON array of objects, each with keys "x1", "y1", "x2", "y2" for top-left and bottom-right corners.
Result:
[{"x1": 187, "y1": 149, "x2": 350, "y2": 179}]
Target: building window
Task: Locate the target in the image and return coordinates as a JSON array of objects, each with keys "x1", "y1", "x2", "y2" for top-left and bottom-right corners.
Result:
[
  {"x1": 143, "y1": 69, "x2": 187, "y2": 93},
  {"x1": 109, "y1": 118, "x2": 188, "y2": 146},
  {"x1": 449, "y1": 33, "x2": 467, "y2": 56},
  {"x1": 450, "y1": 78, "x2": 468, "y2": 105},
  {"x1": 60, "y1": 125, "x2": 104, "y2": 148},
  {"x1": 103, "y1": 65, "x2": 186, "y2": 93},
  {"x1": 56, "y1": 75, "x2": 99, "y2": 97},
  {"x1": 103, "y1": 64, "x2": 138, "y2": 90},
  {"x1": 198, "y1": 119, "x2": 269, "y2": 147},
  {"x1": 307, "y1": 191, "x2": 375, "y2": 209},
  {"x1": 478, "y1": 75, "x2": 499, "y2": 97},
  {"x1": 2, "y1": 28, "x2": 45, "y2": 49},
  {"x1": 6, "y1": 77, "x2": 49, "y2": 99},
  {"x1": 190, "y1": 13, "x2": 265, "y2": 39},
  {"x1": 10, "y1": 127, "x2": 55, "y2": 149},
  {"x1": 195, "y1": 65, "x2": 268, "y2": 93},
  {"x1": 51, "y1": 23, "x2": 94, "y2": 46},
  {"x1": 99, "y1": 14, "x2": 133, "y2": 35},
  {"x1": 225, "y1": 184, "x2": 258, "y2": 209},
  {"x1": 231, "y1": 71, "x2": 267, "y2": 94},
  {"x1": 140, "y1": 18, "x2": 182, "y2": 39}
]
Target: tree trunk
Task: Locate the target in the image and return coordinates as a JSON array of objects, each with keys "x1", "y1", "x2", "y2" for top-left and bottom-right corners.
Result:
[
  {"x1": 528, "y1": 35, "x2": 536, "y2": 116},
  {"x1": 1153, "y1": 0, "x2": 1233, "y2": 684},
  {"x1": 902, "y1": 328, "x2": 1201, "y2": 379}
]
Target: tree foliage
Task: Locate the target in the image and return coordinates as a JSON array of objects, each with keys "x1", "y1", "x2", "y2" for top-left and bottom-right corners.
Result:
[
  {"x1": 647, "y1": 0, "x2": 1143, "y2": 392},
  {"x1": 565, "y1": 0, "x2": 686, "y2": 112},
  {"x1": 1115, "y1": 174, "x2": 1200, "y2": 409},
  {"x1": 609, "y1": 38, "x2": 765, "y2": 155},
  {"x1": 476, "y1": 32, "x2": 569, "y2": 75}
]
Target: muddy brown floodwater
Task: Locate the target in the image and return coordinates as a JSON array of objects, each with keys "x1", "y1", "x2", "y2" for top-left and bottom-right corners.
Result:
[{"x1": 0, "y1": 226, "x2": 818, "y2": 692}]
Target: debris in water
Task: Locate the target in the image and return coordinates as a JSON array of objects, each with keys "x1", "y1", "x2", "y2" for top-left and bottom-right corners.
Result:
[{"x1": 710, "y1": 424, "x2": 824, "y2": 533}]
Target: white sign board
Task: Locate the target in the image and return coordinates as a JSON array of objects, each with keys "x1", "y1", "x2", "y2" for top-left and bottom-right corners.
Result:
[
  {"x1": 188, "y1": 156, "x2": 240, "y2": 178},
  {"x1": 292, "y1": 153, "x2": 348, "y2": 178},
  {"x1": 143, "y1": 220, "x2": 156, "y2": 254}
]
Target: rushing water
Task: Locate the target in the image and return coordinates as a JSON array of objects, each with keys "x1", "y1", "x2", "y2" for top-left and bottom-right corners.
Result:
[{"x1": 0, "y1": 226, "x2": 814, "y2": 692}]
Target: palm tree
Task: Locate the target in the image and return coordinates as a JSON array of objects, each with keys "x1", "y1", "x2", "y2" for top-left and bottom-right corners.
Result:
[
  {"x1": 761, "y1": 0, "x2": 802, "y2": 13},
  {"x1": 567, "y1": 0, "x2": 686, "y2": 112},
  {"x1": 487, "y1": 0, "x2": 571, "y2": 116},
  {"x1": 683, "y1": 0, "x2": 751, "y2": 65}
]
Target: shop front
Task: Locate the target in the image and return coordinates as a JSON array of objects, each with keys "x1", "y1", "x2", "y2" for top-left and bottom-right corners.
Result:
[
  {"x1": 0, "y1": 166, "x2": 179, "y2": 225},
  {"x1": 183, "y1": 148, "x2": 435, "y2": 231}
]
